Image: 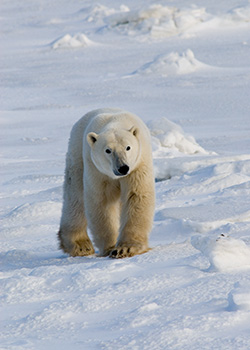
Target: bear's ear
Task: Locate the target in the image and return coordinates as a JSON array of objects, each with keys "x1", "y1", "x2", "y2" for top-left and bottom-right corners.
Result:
[
  {"x1": 129, "y1": 126, "x2": 139, "y2": 137},
  {"x1": 87, "y1": 132, "x2": 98, "y2": 147}
]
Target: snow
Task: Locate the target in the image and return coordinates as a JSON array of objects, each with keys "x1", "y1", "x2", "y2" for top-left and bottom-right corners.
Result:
[
  {"x1": 149, "y1": 116, "x2": 209, "y2": 155},
  {"x1": 1, "y1": 0, "x2": 250, "y2": 349},
  {"x1": 132, "y1": 49, "x2": 211, "y2": 76},
  {"x1": 191, "y1": 235, "x2": 250, "y2": 272},
  {"x1": 228, "y1": 282, "x2": 250, "y2": 311},
  {"x1": 105, "y1": 5, "x2": 210, "y2": 39},
  {"x1": 51, "y1": 33, "x2": 96, "y2": 49}
]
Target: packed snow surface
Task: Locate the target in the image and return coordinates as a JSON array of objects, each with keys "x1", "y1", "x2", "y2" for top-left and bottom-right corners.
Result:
[{"x1": 1, "y1": 0, "x2": 250, "y2": 349}]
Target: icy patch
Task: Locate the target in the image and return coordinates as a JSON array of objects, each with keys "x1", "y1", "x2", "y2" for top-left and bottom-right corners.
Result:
[
  {"x1": 106, "y1": 5, "x2": 209, "y2": 38},
  {"x1": 51, "y1": 33, "x2": 95, "y2": 49},
  {"x1": 148, "y1": 117, "x2": 208, "y2": 156},
  {"x1": 133, "y1": 49, "x2": 209, "y2": 77},
  {"x1": 191, "y1": 235, "x2": 250, "y2": 272}
]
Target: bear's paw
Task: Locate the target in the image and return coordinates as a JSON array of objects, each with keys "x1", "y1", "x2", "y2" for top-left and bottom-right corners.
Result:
[
  {"x1": 70, "y1": 238, "x2": 95, "y2": 257},
  {"x1": 109, "y1": 244, "x2": 149, "y2": 259}
]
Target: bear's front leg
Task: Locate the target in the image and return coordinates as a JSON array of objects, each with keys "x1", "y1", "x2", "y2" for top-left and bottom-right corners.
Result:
[
  {"x1": 84, "y1": 178, "x2": 121, "y2": 257},
  {"x1": 110, "y1": 167, "x2": 155, "y2": 258},
  {"x1": 58, "y1": 154, "x2": 95, "y2": 257},
  {"x1": 85, "y1": 199, "x2": 120, "y2": 256}
]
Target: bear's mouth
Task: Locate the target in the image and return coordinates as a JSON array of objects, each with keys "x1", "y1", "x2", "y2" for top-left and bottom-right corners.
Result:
[{"x1": 114, "y1": 165, "x2": 130, "y2": 176}]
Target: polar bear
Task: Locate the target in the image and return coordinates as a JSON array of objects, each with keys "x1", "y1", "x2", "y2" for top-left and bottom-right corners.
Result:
[{"x1": 58, "y1": 108, "x2": 155, "y2": 258}]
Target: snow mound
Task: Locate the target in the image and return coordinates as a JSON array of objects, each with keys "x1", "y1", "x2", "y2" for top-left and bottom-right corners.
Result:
[
  {"x1": 106, "y1": 4, "x2": 209, "y2": 38},
  {"x1": 228, "y1": 282, "x2": 250, "y2": 311},
  {"x1": 148, "y1": 117, "x2": 208, "y2": 155},
  {"x1": 133, "y1": 49, "x2": 208, "y2": 76},
  {"x1": 51, "y1": 33, "x2": 95, "y2": 49},
  {"x1": 191, "y1": 235, "x2": 250, "y2": 272},
  {"x1": 104, "y1": 4, "x2": 250, "y2": 39},
  {"x1": 148, "y1": 117, "x2": 210, "y2": 180}
]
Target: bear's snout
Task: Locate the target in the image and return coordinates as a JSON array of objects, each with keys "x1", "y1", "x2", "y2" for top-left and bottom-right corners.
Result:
[{"x1": 115, "y1": 164, "x2": 129, "y2": 176}]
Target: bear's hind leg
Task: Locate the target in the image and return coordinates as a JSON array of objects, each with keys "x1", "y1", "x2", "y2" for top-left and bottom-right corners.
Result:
[{"x1": 58, "y1": 224, "x2": 94, "y2": 257}]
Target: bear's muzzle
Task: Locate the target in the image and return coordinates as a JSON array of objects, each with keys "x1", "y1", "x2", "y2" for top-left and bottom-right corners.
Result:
[{"x1": 114, "y1": 164, "x2": 129, "y2": 176}]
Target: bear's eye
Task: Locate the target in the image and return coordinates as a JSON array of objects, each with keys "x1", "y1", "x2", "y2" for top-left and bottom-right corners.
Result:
[
  {"x1": 126, "y1": 146, "x2": 131, "y2": 151},
  {"x1": 105, "y1": 148, "x2": 112, "y2": 154}
]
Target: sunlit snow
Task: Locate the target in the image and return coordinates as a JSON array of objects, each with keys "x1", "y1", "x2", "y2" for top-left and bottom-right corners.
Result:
[{"x1": 1, "y1": 1, "x2": 250, "y2": 349}]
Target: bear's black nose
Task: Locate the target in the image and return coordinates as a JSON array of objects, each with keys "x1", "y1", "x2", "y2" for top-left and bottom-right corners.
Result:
[{"x1": 118, "y1": 165, "x2": 129, "y2": 176}]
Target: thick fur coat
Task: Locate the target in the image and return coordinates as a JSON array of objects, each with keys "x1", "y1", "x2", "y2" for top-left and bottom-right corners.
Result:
[{"x1": 58, "y1": 108, "x2": 155, "y2": 258}]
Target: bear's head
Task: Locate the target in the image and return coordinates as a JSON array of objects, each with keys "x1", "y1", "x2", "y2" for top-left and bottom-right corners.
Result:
[{"x1": 87, "y1": 126, "x2": 141, "y2": 179}]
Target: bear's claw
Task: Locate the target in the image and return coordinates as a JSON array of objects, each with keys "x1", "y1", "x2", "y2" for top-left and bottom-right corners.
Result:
[
  {"x1": 109, "y1": 248, "x2": 129, "y2": 258},
  {"x1": 109, "y1": 245, "x2": 148, "y2": 258}
]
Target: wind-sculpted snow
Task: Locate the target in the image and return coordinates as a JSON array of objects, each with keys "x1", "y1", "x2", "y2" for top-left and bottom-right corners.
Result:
[
  {"x1": 51, "y1": 33, "x2": 96, "y2": 49},
  {"x1": 49, "y1": 3, "x2": 250, "y2": 48},
  {"x1": 104, "y1": 3, "x2": 250, "y2": 39},
  {"x1": 1, "y1": 0, "x2": 250, "y2": 349},
  {"x1": 83, "y1": 4, "x2": 129, "y2": 23},
  {"x1": 105, "y1": 4, "x2": 209, "y2": 39},
  {"x1": 132, "y1": 49, "x2": 211, "y2": 77},
  {"x1": 149, "y1": 116, "x2": 208, "y2": 155},
  {"x1": 191, "y1": 235, "x2": 250, "y2": 272}
]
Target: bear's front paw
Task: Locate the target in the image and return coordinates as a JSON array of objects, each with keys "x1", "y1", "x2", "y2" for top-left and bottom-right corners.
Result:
[
  {"x1": 71, "y1": 238, "x2": 95, "y2": 257},
  {"x1": 109, "y1": 244, "x2": 149, "y2": 259}
]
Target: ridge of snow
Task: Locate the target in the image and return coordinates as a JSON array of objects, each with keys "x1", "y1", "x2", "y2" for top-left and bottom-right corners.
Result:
[{"x1": 51, "y1": 33, "x2": 95, "y2": 49}]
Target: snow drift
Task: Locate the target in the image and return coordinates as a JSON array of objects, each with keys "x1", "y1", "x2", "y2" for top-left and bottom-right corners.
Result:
[
  {"x1": 51, "y1": 33, "x2": 95, "y2": 49},
  {"x1": 147, "y1": 117, "x2": 211, "y2": 181},
  {"x1": 106, "y1": 4, "x2": 209, "y2": 38},
  {"x1": 148, "y1": 117, "x2": 207, "y2": 155},
  {"x1": 133, "y1": 49, "x2": 210, "y2": 77},
  {"x1": 192, "y1": 235, "x2": 250, "y2": 272},
  {"x1": 104, "y1": 3, "x2": 250, "y2": 39}
]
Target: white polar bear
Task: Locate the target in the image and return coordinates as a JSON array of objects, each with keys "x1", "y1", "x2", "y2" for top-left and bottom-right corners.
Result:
[{"x1": 58, "y1": 108, "x2": 155, "y2": 258}]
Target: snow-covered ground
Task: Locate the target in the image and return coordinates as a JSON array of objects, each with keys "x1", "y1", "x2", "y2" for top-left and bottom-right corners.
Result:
[{"x1": 1, "y1": 0, "x2": 250, "y2": 349}]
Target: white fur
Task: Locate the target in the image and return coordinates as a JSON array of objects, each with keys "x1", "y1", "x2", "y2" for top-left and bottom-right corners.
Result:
[{"x1": 58, "y1": 108, "x2": 155, "y2": 258}]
